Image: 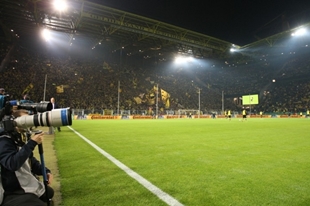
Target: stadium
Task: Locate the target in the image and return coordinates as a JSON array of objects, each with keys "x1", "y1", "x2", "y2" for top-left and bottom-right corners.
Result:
[{"x1": 0, "y1": 0, "x2": 310, "y2": 205}]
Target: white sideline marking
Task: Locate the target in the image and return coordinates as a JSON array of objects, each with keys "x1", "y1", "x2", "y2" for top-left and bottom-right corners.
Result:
[{"x1": 68, "y1": 126, "x2": 184, "y2": 206}]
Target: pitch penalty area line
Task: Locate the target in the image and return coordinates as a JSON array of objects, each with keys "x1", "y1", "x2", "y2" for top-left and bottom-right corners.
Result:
[{"x1": 68, "y1": 126, "x2": 184, "y2": 206}]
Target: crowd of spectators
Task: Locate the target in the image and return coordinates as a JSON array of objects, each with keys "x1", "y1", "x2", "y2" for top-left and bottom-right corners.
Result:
[{"x1": 0, "y1": 38, "x2": 309, "y2": 115}]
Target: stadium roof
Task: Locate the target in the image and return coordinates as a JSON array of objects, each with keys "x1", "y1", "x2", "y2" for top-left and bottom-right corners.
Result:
[{"x1": 0, "y1": 0, "x2": 309, "y2": 61}]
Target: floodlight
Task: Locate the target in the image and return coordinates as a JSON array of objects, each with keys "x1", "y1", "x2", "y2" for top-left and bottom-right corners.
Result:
[
  {"x1": 41, "y1": 28, "x2": 51, "y2": 41},
  {"x1": 230, "y1": 43, "x2": 240, "y2": 52},
  {"x1": 174, "y1": 56, "x2": 194, "y2": 64},
  {"x1": 53, "y1": 0, "x2": 68, "y2": 12},
  {"x1": 291, "y1": 28, "x2": 307, "y2": 36},
  {"x1": 175, "y1": 56, "x2": 186, "y2": 64}
]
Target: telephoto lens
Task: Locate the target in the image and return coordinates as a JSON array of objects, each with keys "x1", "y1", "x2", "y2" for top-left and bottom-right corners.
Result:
[{"x1": 14, "y1": 108, "x2": 72, "y2": 128}]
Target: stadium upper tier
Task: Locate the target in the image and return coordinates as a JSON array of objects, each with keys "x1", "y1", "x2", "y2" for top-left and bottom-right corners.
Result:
[{"x1": 0, "y1": 0, "x2": 309, "y2": 61}]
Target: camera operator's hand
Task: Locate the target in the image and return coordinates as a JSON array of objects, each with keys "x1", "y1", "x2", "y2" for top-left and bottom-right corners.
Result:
[
  {"x1": 47, "y1": 173, "x2": 53, "y2": 185},
  {"x1": 31, "y1": 132, "x2": 44, "y2": 144},
  {"x1": 12, "y1": 109, "x2": 28, "y2": 118}
]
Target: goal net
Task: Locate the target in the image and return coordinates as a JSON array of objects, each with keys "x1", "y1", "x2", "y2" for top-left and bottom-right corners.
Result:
[{"x1": 178, "y1": 109, "x2": 200, "y2": 118}]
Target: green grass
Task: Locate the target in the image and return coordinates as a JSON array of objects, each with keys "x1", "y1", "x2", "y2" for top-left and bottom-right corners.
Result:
[{"x1": 54, "y1": 118, "x2": 310, "y2": 206}]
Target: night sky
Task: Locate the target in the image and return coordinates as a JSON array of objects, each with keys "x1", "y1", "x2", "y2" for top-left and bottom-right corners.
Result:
[{"x1": 90, "y1": 0, "x2": 310, "y2": 45}]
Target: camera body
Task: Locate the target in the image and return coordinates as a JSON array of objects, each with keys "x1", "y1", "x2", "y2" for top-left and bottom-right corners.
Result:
[{"x1": 9, "y1": 100, "x2": 53, "y2": 113}]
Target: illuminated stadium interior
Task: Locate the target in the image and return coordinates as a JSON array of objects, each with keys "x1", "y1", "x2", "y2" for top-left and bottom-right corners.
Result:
[
  {"x1": 0, "y1": 0, "x2": 310, "y2": 115},
  {"x1": 2, "y1": 2, "x2": 310, "y2": 206}
]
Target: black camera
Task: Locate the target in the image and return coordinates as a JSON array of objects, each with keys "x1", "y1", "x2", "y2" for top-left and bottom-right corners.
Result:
[{"x1": 9, "y1": 100, "x2": 53, "y2": 113}]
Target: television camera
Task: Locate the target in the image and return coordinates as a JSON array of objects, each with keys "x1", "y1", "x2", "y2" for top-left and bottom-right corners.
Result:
[{"x1": 0, "y1": 99, "x2": 72, "y2": 136}]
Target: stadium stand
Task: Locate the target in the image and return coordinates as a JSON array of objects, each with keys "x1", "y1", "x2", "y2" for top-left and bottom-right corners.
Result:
[{"x1": 0, "y1": 39, "x2": 309, "y2": 116}]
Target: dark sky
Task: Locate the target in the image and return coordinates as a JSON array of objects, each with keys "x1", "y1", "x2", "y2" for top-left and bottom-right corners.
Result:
[{"x1": 90, "y1": 0, "x2": 310, "y2": 45}]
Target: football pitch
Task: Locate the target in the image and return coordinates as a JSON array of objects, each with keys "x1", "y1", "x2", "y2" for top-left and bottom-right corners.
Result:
[{"x1": 54, "y1": 118, "x2": 310, "y2": 206}]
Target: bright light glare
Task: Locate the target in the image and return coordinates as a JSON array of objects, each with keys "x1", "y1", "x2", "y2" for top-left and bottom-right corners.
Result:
[
  {"x1": 175, "y1": 57, "x2": 185, "y2": 64},
  {"x1": 53, "y1": 0, "x2": 68, "y2": 12},
  {"x1": 291, "y1": 28, "x2": 307, "y2": 36},
  {"x1": 41, "y1": 29, "x2": 51, "y2": 41},
  {"x1": 230, "y1": 48, "x2": 236, "y2": 52},
  {"x1": 174, "y1": 56, "x2": 194, "y2": 64}
]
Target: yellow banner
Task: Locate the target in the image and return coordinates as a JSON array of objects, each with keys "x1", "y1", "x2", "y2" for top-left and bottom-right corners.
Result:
[
  {"x1": 161, "y1": 88, "x2": 170, "y2": 108},
  {"x1": 134, "y1": 97, "x2": 142, "y2": 104},
  {"x1": 22, "y1": 83, "x2": 33, "y2": 95},
  {"x1": 56, "y1": 85, "x2": 64, "y2": 93},
  {"x1": 161, "y1": 89, "x2": 170, "y2": 102}
]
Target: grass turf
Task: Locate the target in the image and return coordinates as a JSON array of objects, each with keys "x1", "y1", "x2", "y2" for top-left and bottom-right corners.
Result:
[{"x1": 54, "y1": 118, "x2": 310, "y2": 206}]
